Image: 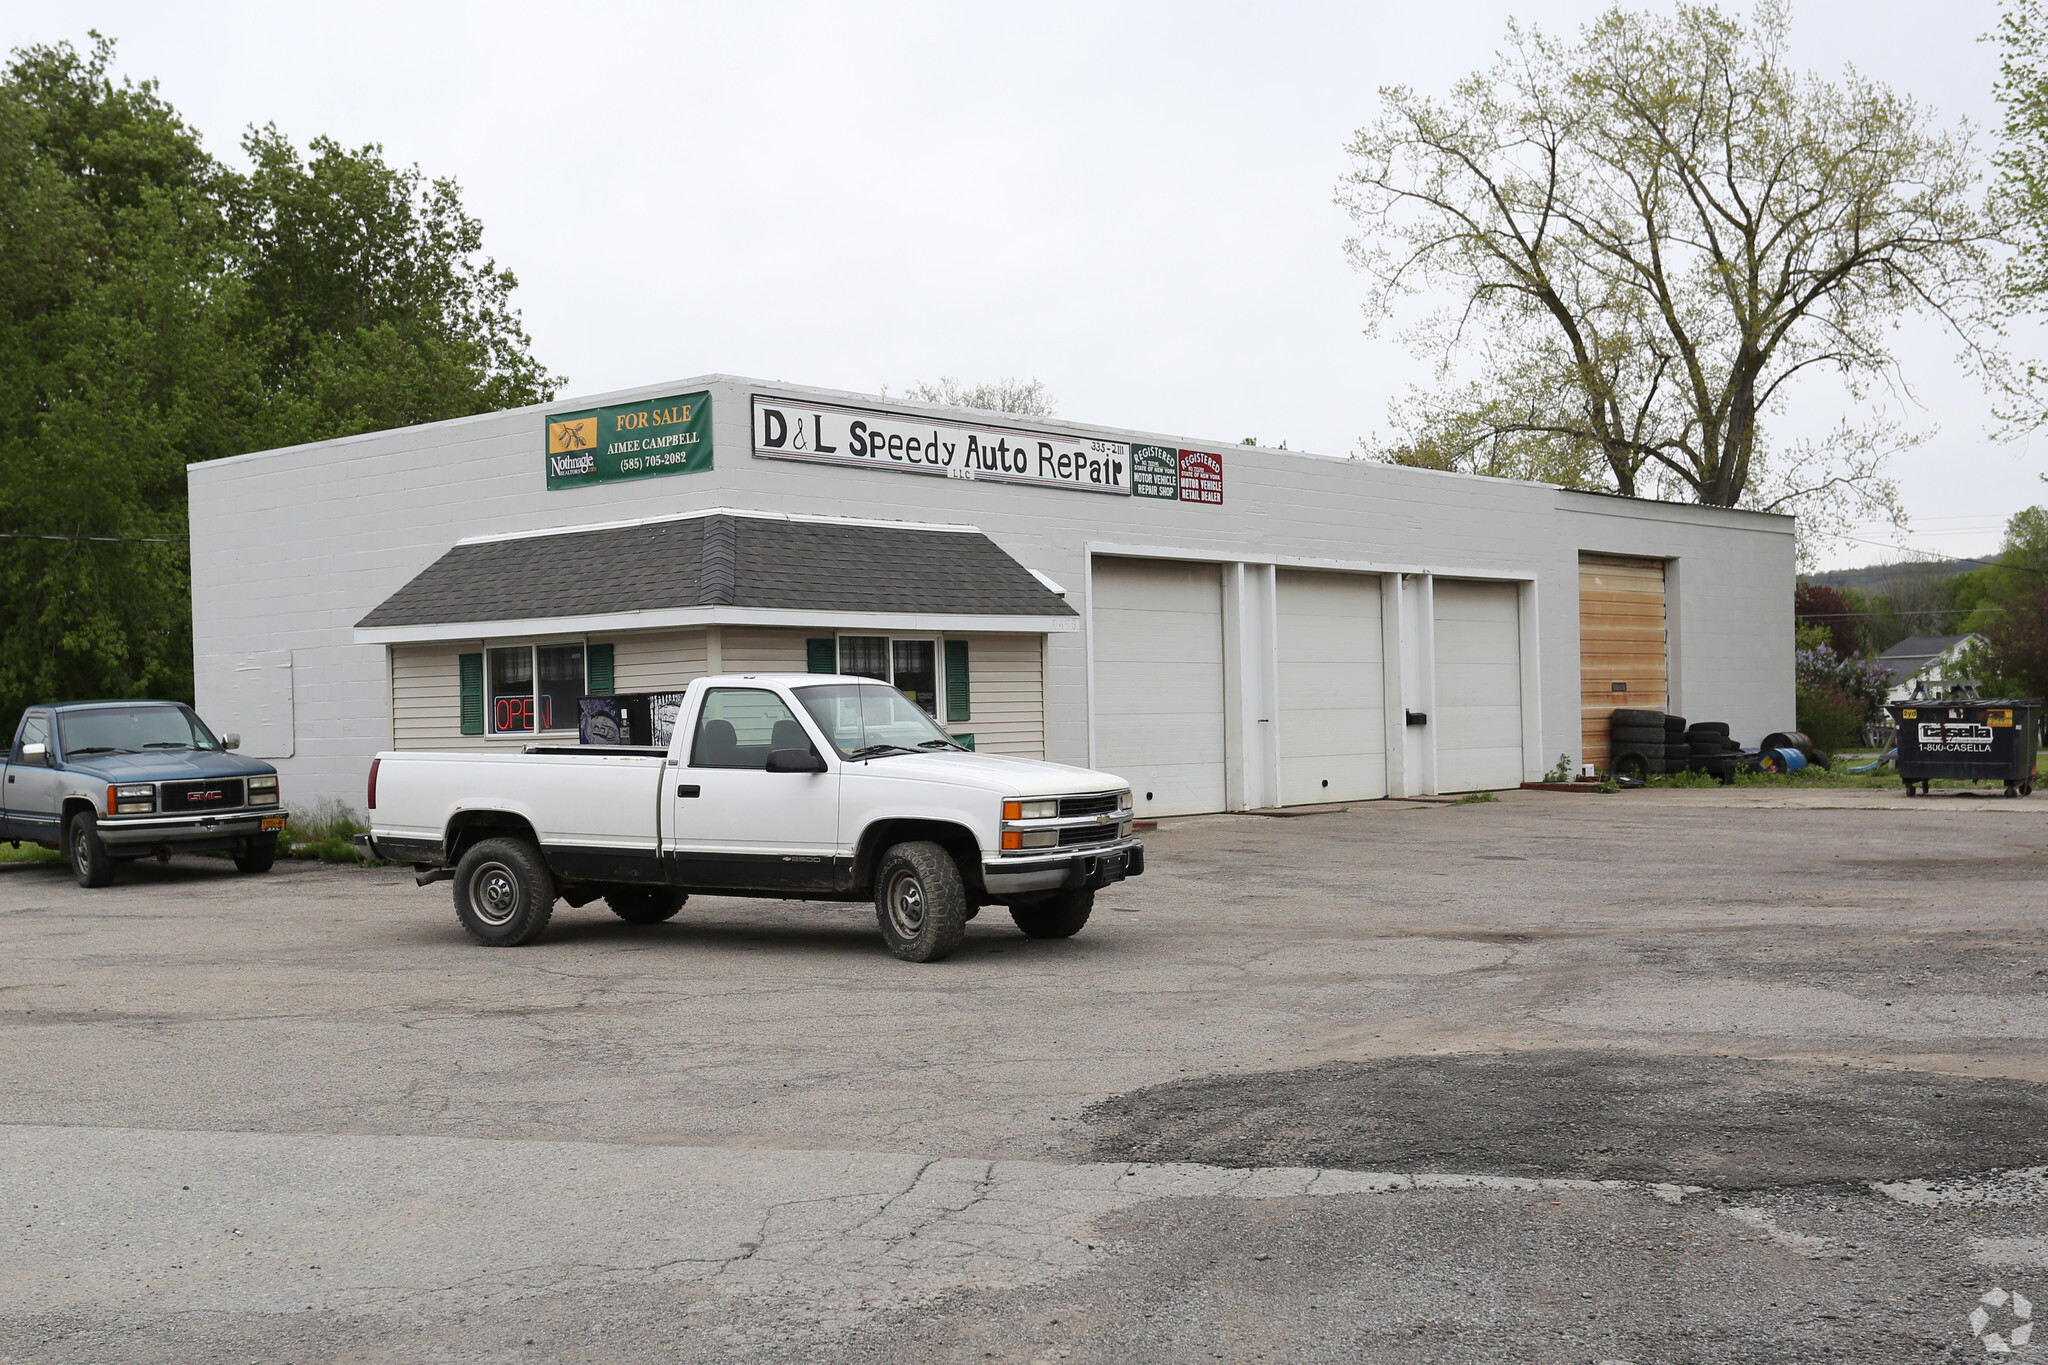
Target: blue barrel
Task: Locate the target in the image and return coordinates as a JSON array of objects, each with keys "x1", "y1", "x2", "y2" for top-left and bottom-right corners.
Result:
[{"x1": 1758, "y1": 747, "x2": 1807, "y2": 773}]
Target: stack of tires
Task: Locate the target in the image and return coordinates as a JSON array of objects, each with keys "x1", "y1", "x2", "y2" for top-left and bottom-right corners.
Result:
[
  {"x1": 1608, "y1": 709, "x2": 1676, "y2": 778},
  {"x1": 1684, "y1": 722, "x2": 1740, "y2": 783},
  {"x1": 1611, "y1": 710, "x2": 1745, "y2": 784}
]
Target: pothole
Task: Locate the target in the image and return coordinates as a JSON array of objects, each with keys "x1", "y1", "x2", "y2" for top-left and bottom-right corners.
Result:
[{"x1": 1081, "y1": 1049, "x2": 2048, "y2": 1190}]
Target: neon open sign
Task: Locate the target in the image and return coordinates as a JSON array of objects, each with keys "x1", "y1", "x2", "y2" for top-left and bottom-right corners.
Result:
[{"x1": 494, "y1": 695, "x2": 556, "y2": 732}]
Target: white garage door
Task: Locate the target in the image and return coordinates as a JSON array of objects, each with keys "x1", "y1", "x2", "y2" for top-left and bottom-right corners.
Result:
[
  {"x1": 1277, "y1": 570, "x2": 1386, "y2": 805},
  {"x1": 1433, "y1": 579, "x2": 1524, "y2": 792},
  {"x1": 1091, "y1": 557, "x2": 1226, "y2": 816}
]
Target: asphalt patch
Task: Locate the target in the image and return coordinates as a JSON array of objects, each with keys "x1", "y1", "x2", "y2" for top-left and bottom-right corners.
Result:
[{"x1": 1082, "y1": 1049, "x2": 2048, "y2": 1189}]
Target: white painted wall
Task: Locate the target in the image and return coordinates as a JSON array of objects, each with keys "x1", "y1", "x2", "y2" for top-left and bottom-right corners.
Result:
[{"x1": 188, "y1": 374, "x2": 1795, "y2": 809}]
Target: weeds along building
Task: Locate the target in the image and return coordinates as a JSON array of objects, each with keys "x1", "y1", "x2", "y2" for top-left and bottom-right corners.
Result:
[{"x1": 187, "y1": 374, "x2": 1794, "y2": 816}]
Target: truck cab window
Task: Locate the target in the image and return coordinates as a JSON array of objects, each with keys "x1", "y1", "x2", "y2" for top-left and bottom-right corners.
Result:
[
  {"x1": 14, "y1": 713, "x2": 49, "y2": 761},
  {"x1": 690, "y1": 689, "x2": 808, "y2": 769}
]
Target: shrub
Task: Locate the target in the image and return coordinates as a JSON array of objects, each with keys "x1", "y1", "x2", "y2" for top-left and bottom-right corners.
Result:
[
  {"x1": 1795, "y1": 680, "x2": 1869, "y2": 755},
  {"x1": 285, "y1": 797, "x2": 377, "y2": 864}
]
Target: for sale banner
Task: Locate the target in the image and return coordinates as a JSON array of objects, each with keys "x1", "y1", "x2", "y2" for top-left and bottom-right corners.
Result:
[
  {"x1": 752, "y1": 395, "x2": 1132, "y2": 495},
  {"x1": 545, "y1": 391, "x2": 713, "y2": 490}
]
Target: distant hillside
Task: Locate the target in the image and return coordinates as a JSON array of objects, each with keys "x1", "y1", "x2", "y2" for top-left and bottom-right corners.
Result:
[{"x1": 1805, "y1": 559, "x2": 1973, "y2": 592}]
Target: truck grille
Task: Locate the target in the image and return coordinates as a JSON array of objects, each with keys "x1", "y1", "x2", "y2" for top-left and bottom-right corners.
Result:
[
  {"x1": 158, "y1": 779, "x2": 246, "y2": 812},
  {"x1": 1059, "y1": 792, "x2": 1123, "y2": 818},
  {"x1": 1059, "y1": 824, "x2": 1124, "y2": 847}
]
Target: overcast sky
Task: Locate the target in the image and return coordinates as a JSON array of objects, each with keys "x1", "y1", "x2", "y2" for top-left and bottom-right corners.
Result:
[{"x1": 6, "y1": 0, "x2": 2040, "y2": 568}]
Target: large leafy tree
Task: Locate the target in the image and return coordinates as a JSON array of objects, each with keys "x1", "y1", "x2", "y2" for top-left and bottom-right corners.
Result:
[
  {"x1": 1339, "y1": 1, "x2": 1999, "y2": 538},
  {"x1": 231, "y1": 127, "x2": 557, "y2": 446},
  {"x1": 0, "y1": 36, "x2": 557, "y2": 734}
]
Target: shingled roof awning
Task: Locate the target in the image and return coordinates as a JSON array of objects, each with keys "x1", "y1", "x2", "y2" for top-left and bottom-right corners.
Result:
[{"x1": 353, "y1": 511, "x2": 1079, "y2": 644}]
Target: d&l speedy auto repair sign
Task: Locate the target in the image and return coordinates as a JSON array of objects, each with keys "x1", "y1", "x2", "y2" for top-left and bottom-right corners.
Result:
[{"x1": 751, "y1": 394, "x2": 1224, "y2": 502}]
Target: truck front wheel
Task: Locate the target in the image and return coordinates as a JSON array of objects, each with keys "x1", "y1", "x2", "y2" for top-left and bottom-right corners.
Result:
[
  {"x1": 1010, "y1": 890, "x2": 1093, "y2": 940},
  {"x1": 605, "y1": 886, "x2": 688, "y2": 924},
  {"x1": 68, "y1": 812, "x2": 115, "y2": 888},
  {"x1": 873, "y1": 841, "x2": 967, "y2": 963},
  {"x1": 234, "y1": 833, "x2": 278, "y2": 874},
  {"x1": 453, "y1": 837, "x2": 556, "y2": 946}
]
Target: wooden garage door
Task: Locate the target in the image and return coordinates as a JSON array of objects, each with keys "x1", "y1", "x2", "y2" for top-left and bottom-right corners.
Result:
[
  {"x1": 1091, "y1": 557, "x2": 1227, "y2": 817},
  {"x1": 1579, "y1": 554, "x2": 1667, "y2": 773},
  {"x1": 1277, "y1": 570, "x2": 1386, "y2": 805},
  {"x1": 1433, "y1": 580, "x2": 1525, "y2": 792}
]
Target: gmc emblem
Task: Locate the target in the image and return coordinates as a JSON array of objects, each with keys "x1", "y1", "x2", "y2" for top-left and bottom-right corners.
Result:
[{"x1": 187, "y1": 790, "x2": 224, "y2": 803}]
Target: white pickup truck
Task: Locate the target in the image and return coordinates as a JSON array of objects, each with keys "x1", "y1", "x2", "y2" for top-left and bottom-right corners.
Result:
[{"x1": 358, "y1": 674, "x2": 1144, "y2": 961}]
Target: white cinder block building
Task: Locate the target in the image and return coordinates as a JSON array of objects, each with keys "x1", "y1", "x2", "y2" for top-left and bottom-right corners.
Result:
[{"x1": 187, "y1": 374, "x2": 1794, "y2": 816}]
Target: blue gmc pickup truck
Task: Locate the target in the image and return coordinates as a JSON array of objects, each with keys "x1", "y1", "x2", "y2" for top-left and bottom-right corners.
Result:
[{"x1": 4, "y1": 701, "x2": 288, "y2": 887}]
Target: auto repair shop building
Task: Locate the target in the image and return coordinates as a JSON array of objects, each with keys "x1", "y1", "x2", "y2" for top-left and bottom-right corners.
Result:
[{"x1": 187, "y1": 374, "x2": 1794, "y2": 816}]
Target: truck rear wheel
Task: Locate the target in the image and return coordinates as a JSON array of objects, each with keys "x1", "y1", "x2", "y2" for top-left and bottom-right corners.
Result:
[
  {"x1": 873, "y1": 840, "x2": 967, "y2": 963},
  {"x1": 605, "y1": 886, "x2": 687, "y2": 924},
  {"x1": 1010, "y1": 890, "x2": 1093, "y2": 940},
  {"x1": 453, "y1": 837, "x2": 556, "y2": 946},
  {"x1": 68, "y1": 812, "x2": 115, "y2": 888}
]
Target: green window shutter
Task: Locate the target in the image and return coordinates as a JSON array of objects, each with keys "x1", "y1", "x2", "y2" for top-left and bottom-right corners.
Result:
[
  {"x1": 952, "y1": 732, "x2": 975, "y2": 751},
  {"x1": 586, "y1": 643, "x2": 615, "y2": 695},
  {"x1": 945, "y1": 640, "x2": 971, "y2": 722},
  {"x1": 458, "y1": 653, "x2": 485, "y2": 735},
  {"x1": 807, "y1": 638, "x2": 838, "y2": 674}
]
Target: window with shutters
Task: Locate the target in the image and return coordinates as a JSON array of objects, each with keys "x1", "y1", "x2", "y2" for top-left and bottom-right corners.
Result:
[
  {"x1": 458, "y1": 640, "x2": 590, "y2": 736},
  {"x1": 816, "y1": 634, "x2": 970, "y2": 724}
]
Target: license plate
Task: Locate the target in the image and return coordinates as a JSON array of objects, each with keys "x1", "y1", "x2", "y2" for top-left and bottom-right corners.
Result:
[{"x1": 260, "y1": 816, "x2": 286, "y2": 832}]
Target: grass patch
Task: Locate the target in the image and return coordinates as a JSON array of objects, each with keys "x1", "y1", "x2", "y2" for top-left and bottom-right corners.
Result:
[
  {"x1": 1454, "y1": 790, "x2": 1499, "y2": 804},
  {"x1": 0, "y1": 841, "x2": 62, "y2": 864},
  {"x1": 283, "y1": 797, "x2": 382, "y2": 865}
]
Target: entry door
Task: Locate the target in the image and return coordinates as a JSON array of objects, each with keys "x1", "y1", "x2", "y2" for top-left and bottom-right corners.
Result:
[
  {"x1": 667, "y1": 688, "x2": 840, "y2": 882},
  {"x1": 1433, "y1": 580, "x2": 1525, "y2": 792},
  {"x1": 1578, "y1": 554, "x2": 1667, "y2": 773},
  {"x1": 1091, "y1": 557, "x2": 1227, "y2": 817},
  {"x1": 1277, "y1": 570, "x2": 1387, "y2": 804}
]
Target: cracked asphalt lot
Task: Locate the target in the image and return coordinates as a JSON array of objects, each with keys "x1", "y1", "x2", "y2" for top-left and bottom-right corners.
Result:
[{"x1": 2, "y1": 786, "x2": 2046, "y2": 1362}]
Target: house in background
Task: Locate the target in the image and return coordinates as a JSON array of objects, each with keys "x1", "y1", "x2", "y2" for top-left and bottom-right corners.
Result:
[{"x1": 1874, "y1": 634, "x2": 1985, "y2": 702}]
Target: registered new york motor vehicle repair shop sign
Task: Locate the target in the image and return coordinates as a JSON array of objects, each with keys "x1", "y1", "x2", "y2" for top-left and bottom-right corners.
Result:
[{"x1": 750, "y1": 395, "x2": 1224, "y2": 502}]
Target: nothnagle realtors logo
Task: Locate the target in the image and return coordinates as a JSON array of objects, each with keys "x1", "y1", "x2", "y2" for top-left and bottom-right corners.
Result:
[{"x1": 548, "y1": 417, "x2": 597, "y2": 454}]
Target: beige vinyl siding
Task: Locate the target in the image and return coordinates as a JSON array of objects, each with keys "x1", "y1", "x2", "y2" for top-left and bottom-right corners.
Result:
[
  {"x1": 958, "y1": 634, "x2": 1044, "y2": 759},
  {"x1": 390, "y1": 643, "x2": 491, "y2": 751},
  {"x1": 721, "y1": 627, "x2": 809, "y2": 673},
  {"x1": 611, "y1": 629, "x2": 709, "y2": 691}
]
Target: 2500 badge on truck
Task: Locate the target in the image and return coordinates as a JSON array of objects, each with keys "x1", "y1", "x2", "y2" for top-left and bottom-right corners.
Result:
[{"x1": 358, "y1": 675, "x2": 1144, "y2": 962}]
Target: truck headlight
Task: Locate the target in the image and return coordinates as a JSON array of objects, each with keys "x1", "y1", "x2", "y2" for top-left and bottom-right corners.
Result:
[
  {"x1": 247, "y1": 775, "x2": 279, "y2": 806},
  {"x1": 1118, "y1": 790, "x2": 1134, "y2": 812},
  {"x1": 111, "y1": 784, "x2": 155, "y2": 814},
  {"x1": 1001, "y1": 799, "x2": 1059, "y2": 821},
  {"x1": 1000, "y1": 829, "x2": 1059, "y2": 850}
]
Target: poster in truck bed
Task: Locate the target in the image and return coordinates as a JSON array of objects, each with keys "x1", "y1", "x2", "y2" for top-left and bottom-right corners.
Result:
[
  {"x1": 546, "y1": 391, "x2": 712, "y2": 489},
  {"x1": 752, "y1": 394, "x2": 1220, "y2": 501}
]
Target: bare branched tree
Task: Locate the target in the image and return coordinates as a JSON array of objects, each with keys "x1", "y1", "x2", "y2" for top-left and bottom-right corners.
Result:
[
  {"x1": 1338, "y1": 1, "x2": 2001, "y2": 541},
  {"x1": 892, "y1": 376, "x2": 1057, "y2": 417}
]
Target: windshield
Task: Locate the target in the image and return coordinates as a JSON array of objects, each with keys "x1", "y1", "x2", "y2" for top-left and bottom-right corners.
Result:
[
  {"x1": 57, "y1": 705, "x2": 220, "y2": 756},
  {"x1": 794, "y1": 683, "x2": 962, "y2": 759}
]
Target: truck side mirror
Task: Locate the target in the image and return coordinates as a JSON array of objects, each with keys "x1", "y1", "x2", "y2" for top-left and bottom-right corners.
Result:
[
  {"x1": 222, "y1": 733, "x2": 241, "y2": 751},
  {"x1": 765, "y1": 747, "x2": 826, "y2": 774},
  {"x1": 20, "y1": 742, "x2": 47, "y2": 765}
]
